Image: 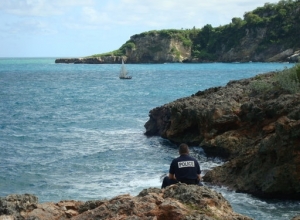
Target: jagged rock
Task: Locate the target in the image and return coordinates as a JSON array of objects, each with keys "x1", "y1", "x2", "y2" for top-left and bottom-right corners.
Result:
[
  {"x1": 288, "y1": 50, "x2": 300, "y2": 63},
  {"x1": 0, "y1": 185, "x2": 253, "y2": 219},
  {"x1": 0, "y1": 194, "x2": 85, "y2": 220},
  {"x1": 267, "y1": 49, "x2": 294, "y2": 62},
  {"x1": 0, "y1": 194, "x2": 38, "y2": 219},
  {"x1": 144, "y1": 72, "x2": 300, "y2": 199}
]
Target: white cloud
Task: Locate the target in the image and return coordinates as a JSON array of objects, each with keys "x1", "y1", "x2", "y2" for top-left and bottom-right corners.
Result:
[
  {"x1": 9, "y1": 19, "x2": 57, "y2": 35},
  {"x1": 69, "y1": 0, "x2": 280, "y2": 30},
  {"x1": 0, "y1": 0, "x2": 95, "y2": 16},
  {"x1": 0, "y1": 0, "x2": 281, "y2": 33},
  {"x1": 132, "y1": 0, "x2": 278, "y2": 25}
]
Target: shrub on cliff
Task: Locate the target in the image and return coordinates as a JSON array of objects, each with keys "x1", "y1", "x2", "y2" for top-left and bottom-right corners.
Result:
[
  {"x1": 276, "y1": 65, "x2": 300, "y2": 93},
  {"x1": 296, "y1": 64, "x2": 300, "y2": 80},
  {"x1": 88, "y1": 49, "x2": 123, "y2": 57},
  {"x1": 250, "y1": 65, "x2": 300, "y2": 95},
  {"x1": 249, "y1": 77, "x2": 274, "y2": 94}
]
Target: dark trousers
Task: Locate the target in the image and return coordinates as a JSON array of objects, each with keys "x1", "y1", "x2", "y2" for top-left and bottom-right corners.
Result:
[
  {"x1": 161, "y1": 176, "x2": 178, "y2": 189},
  {"x1": 161, "y1": 176, "x2": 202, "y2": 189}
]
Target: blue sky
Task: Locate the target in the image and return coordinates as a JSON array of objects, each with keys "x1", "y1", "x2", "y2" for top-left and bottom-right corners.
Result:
[{"x1": 0, "y1": 0, "x2": 281, "y2": 57}]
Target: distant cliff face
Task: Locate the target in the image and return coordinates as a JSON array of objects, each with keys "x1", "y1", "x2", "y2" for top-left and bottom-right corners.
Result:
[
  {"x1": 213, "y1": 27, "x2": 299, "y2": 63},
  {"x1": 55, "y1": 29, "x2": 299, "y2": 64},
  {"x1": 55, "y1": 33, "x2": 192, "y2": 64},
  {"x1": 218, "y1": 27, "x2": 269, "y2": 62},
  {"x1": 125, "y1": 33, "x2": 191, "y2": 63}
]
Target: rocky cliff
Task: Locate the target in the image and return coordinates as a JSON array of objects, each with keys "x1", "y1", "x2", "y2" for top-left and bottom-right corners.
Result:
[
  {"x1": 55, "y1": 36, "x2": 300, "y2": 64},
  {"x1": 124, "y1": 33, "x2": 191, "y2": 63},
  {"x1": 214, "y1": 29, "x2": 300, "y2": 63},
  {"x1": 55, "y1": 36, "x2": 299, "y2": 64},
  {"x1": 0, "y1": 185, "x2": 252, "y2": 220},
  {"x1": 144, "y1": 69, "x2": 300, "y2": 199},
  {"x1": 55, "y1": 32, "x2": 191, "y2": 64}
]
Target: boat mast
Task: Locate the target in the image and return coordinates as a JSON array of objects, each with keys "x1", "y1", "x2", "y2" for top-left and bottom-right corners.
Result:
[{"x1": 121, "y1": 59, "x2": 127, "y2": 77}]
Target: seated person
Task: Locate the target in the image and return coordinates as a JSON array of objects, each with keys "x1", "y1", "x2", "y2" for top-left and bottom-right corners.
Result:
[{"x1": 162, "y1": 143, "x2": 202, "y2": 188}]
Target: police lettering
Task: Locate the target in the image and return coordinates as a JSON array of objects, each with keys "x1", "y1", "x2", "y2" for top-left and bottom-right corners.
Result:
[{"x1": 178, "y1": 161, "x2": 195, "y2": 168}]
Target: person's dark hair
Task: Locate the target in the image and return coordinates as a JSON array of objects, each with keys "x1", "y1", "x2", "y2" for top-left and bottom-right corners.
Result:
[{"x1": 179, "y1": 143, "x2": 189, "y2": 155}]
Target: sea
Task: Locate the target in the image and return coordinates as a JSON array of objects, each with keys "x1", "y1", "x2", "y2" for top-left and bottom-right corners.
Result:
[{"x1": 0, "y1": 58, "x2": 299, "y2": 219}]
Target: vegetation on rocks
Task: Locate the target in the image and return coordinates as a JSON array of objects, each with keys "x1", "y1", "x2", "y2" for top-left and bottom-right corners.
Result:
[
  {"x1": 190, "y1": 0, "x2": 300, "y2": 61},
  {"x1": 250, "y1": 64, "x2": 300, "y2": 94},
  {"x1": 276, "y1": 64, "x2": 300, "y2": 93}
]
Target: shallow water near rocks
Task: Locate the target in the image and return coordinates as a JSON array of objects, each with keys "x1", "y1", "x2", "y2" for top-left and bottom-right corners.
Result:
[{"x1": 0, "y1": 58, "x2": 299, "y2": 219}]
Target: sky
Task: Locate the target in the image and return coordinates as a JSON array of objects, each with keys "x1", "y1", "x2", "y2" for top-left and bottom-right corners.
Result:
[{"x1": 0, "y1": 0, "x2": 281, "y2": 58}]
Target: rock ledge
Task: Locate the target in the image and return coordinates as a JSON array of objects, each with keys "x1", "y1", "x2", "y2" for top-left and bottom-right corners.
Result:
[{"x1": 0, "y1": 184, "x2": 252, "y2": 220}]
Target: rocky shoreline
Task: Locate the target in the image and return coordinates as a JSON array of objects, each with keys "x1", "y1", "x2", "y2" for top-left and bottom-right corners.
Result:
[
  {"x1": 144, "y1": 70, "x2": 300, "y2": 200},
  {"x1": 0, "y1": 184, "x2": 253, "y2": 220},
  {"x1": 55, "y1": 56, "x2": 124, "y2": 64}
]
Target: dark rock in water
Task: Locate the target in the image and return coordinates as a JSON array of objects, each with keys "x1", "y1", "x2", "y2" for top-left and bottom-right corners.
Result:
[
  {"x1": 144, "y1": 71, "x2": 300, "y2": 199},
  {"x1": 0, "y1": 185, "x2": 253, "y2": 219}
]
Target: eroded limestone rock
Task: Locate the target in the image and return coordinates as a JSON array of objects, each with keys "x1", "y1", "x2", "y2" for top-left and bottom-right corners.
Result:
[{"x1": 144, "y1": 72, "x2": 300, "y2": 199}]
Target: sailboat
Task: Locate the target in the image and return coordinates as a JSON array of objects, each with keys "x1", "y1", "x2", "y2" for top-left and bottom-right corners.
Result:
[{"x1": 119, "y1": 59, "x2": 132, "y2": 79}]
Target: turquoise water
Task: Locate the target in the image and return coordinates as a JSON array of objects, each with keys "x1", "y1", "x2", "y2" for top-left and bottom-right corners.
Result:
[{"x1": 0, "y1": 58, "x2": 298, "y2": 219}]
